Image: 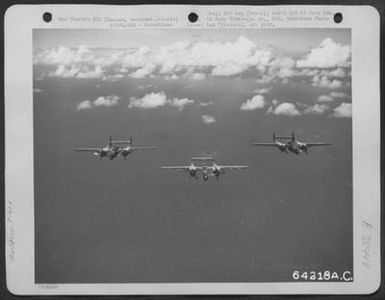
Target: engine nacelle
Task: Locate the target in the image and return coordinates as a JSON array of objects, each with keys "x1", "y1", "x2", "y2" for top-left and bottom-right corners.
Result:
[
  {"x1": 98, "y1": 149, "x2": 107, "y2": 156},
  {"x1": 212, "y1": 167, "x2": 221, "y2": 176},
  {"x1": 189, "y1": 167, "x2": 197, "y2": 177},
  {"x1": 121, "y1": 147, "x2": 132, "y2": 156}
]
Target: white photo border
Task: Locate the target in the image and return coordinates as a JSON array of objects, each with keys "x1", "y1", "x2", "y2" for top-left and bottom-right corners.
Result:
[{"x1": 5, "y1": 4, "x2": 381, "y2": 295}]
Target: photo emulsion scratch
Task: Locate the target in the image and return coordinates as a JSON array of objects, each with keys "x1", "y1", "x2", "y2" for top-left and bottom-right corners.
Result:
[{"x1": 33, "y1": 28, "x2": 353, "y2": 283}]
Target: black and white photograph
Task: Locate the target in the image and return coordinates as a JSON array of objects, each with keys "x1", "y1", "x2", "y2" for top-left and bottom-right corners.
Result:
[
  {"x1": 4, "y1": 5, "x2": 381, "y2": 295},
  {"x1": 33, "y1": 28, "x2": 353, "y2": 283}
]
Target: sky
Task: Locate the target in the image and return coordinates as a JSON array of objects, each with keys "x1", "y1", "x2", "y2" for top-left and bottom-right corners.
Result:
[{"x1": 33, "y1": 29, "x2": 352, "y2": 283}]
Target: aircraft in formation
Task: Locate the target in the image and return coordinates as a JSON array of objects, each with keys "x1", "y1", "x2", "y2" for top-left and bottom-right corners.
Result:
[
  {"x1": 74, "y1": 136, "x2": 157, "y2": 160},
  {"x1": 254, "y1": 132, "x2": 331, "y2": 155},
  {"x1": 161, "y1": 156, "x2": 248, "y2": 181},
  {"x1": 74, "y1": 132, "x2": 330, "y2": 180}
]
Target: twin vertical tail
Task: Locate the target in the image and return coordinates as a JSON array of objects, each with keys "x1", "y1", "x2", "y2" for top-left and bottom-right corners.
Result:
[{"x1": 273, "y1": 131, "x2": 296, "y2": 141}]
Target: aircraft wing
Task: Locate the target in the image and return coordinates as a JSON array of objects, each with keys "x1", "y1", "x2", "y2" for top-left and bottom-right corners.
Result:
[
  {"x1": 160, "y1": 166, "x2": 201, "y2": 171},
  {"x1": 306, "y1": 142, "x2": 331, "y2": 147},
  {"x1": 214, "y1": 165, "x2": 248, "y2": 170},
  {"x1": 253, "y1": 143, "x2": 278, "y2": 147},
  {"x1": 131, "y1": 147, "x2": 157, "y2": 151},
  {"x1": 74, "y1": 148, "x2": 101, "y2": 152}
]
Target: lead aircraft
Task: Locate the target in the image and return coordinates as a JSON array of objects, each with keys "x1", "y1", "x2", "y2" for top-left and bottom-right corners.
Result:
[{"x1": 161, "y1": 156, "x2": 247, "y2": 181}]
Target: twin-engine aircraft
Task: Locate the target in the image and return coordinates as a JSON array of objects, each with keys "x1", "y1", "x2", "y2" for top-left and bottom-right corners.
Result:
[
  {"x1": 74, "y1": 136, "x2": 157, "y2": 160},
  {"x1": 254, "y1": 132, "x2": 331, "y2": 155},
  {"x1": 161, "y1": 156, "x2": 248, "y2": 181},
  {"x1": 112, "y1": 137, "x2": 157, "y2": 160}
]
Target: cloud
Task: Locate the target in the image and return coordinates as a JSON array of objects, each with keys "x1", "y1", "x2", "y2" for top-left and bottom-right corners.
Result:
[
  {"x1": 199, "y1": 101, "x2": 214, "y2": 107},
  {"x1": 94, "y1": 95, "x2": 120, "y2": 107},
  {"x1": 320, "y1": 68, "x2": 346, "y2": 78},
  {"x1": 329, "y1": 91, "x2": 348, "y2": 99},
  {"x1": 304, "y1": 104, "x2": 329, "y2": 114},
  {"x1": 169, "y1": 97, "x2": 195, "y2": 110},
  {"x1": 129, "y1": 92, "x2": 194, "y2": 110},
  {"x1": 333, "y1": 102, "x2": 352, "y2": 118},
  {"x1": 240, "y1": 95, "x2": 266, "y2": 111},
  {"x1": 77, "y1": 65, "x2": 104, "y2": 79},
  {"x1": 296, "y1": 38, "x2": 351, "y2": 68},
  {"x1": 190, "y1": 72, "x2": 207, "y2": 81},
  {"x1": 317, "y1": 94, "x2": 333, "y2": 102},
  {"x1": 130, "y1": 63, "x2": 157, "y2": 78},
  {"x1": 312, "y1": 75, "x2": 342, "y2": 89},
  {"x1": 270, "y1": 102, "x2": 300, "y2": 116},
  {"x1": 77, "y1": 100, "x2": 92, "y2": 111},
  {"x1": 202, "y1": 114, "x2": 216, "y2": 124},
  {"x1": 33, "y1": 36, "x2": 273, "y2": 80},
  {"x1": 76, "y1": 95, "x2": 120, "y2": 111},
  {"x1": 253, "y1": 87, "x2": 271, "y2": 94},
  {"x1": 33, "y1": 88, "x2": 42, "y2": 93},
  {"x1": 34, "y1": 37, "x2": 351, "y2": 85},
  {"x1": 129, "y1": 92, "x2": 169, "y2": 109}
]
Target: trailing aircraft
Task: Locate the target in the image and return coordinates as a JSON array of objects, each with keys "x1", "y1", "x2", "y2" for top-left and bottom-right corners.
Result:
[
  {"x1": 74, "y1": 136, "x2": 157, "y2": 160},
  {"x1": 254, "y1": 132, "x2": 331, "y2": 155}
]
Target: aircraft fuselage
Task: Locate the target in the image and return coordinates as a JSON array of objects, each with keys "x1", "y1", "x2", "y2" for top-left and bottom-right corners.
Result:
[{"x1": 285, "y1": 140, "x2": 308, "y2": 155}]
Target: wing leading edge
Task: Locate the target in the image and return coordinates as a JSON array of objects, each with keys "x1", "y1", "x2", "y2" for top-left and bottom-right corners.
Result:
[
  {"x1": 74, "y1": 148, "x2": 101, "y2": 152},
  {"x1": 306, "y1": 142, "x2": 331, "y2": 147}
]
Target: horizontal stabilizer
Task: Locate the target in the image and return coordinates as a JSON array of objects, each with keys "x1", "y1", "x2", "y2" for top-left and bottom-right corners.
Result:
[
  {"x1": 191, "y1": 156, "x2": 214, "y2": 161},
  {"x1": 274, "y1": 136, "x2": 292, "y2": 140}
]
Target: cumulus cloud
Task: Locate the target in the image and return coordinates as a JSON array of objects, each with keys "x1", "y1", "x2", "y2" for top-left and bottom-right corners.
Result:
[
  {"x1": 76, "y1": 95, "x2": 120, "y2": 111},
  {"x1": 202, "y1": 115, "x2": 216, "y2": 124},
  {"x1": 199, "y1": 101, "x2": 214, "y2": 107},
  {"x1": 320, "y1": 68, "x2": 346, "y2": 78},
  {"x1": 240, "y1": 95, "x2": 266, "y2": 111},
  {"x1": 129, "y1": 92, "x2": 169, "y2": 109},
  {"x1": 169, "y1": 97, "x2": 195, "y2": 110},
  {"x1": 253, "y1": 87, "x2": 271, "y2": 94},
  {"x1": 34, "y1": 36, "x2": 351, "y2": 85},
  {"x1": 312, "y1": 75, "x2": 342, "y2": 89},
  {"x1": 94, "y1": 95, "x2": 120, "y2": 107},
  {"x1": 77, "y1": 100, "x2": 92, "y2": 111},
  {"x1": 190, "y1": 72, "x2": 207, "y2": 81},
  {"x1": 33, "y1": 88, "x2": 42, "y2": 93},
  {"x1": 297, "y1": 38, "x2": 351, "y2": 68},
  {"x1": 329, "y1": 91, "x2": 348, "y2": 99},
  {"x1": 317, "y1": 94, "x2": 333, "y2": 102},
  {"x1": 129, "y1": 92, "x2": 194, "y2": 110},
  {"x1": 304, "y1": 104, "x2": 329, "y2": 114},
  {"x1": 333, "y1": 102, "x2": 352, "y2": 118},
  {"x1": 130, "y1": 63, "x2": 156, "y2": 78},
  {"x1": 33, "y1": 36, "x2": 272, "y2": 80},
  {"x1": 270, "y1": 102, "x2": 300, "y2": 116},
  {"x1": 317, "y1": 91, "x2": 350, "y2": 102}
]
